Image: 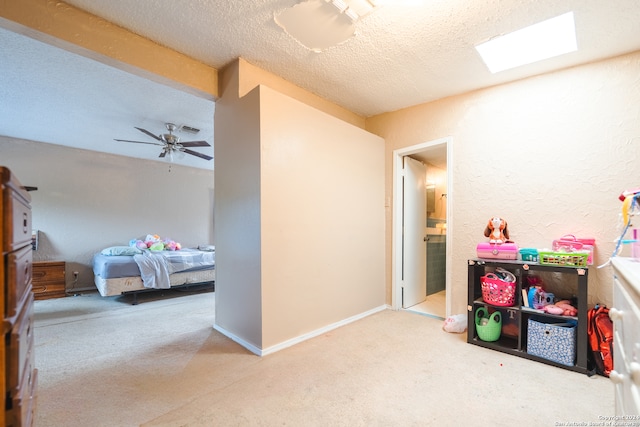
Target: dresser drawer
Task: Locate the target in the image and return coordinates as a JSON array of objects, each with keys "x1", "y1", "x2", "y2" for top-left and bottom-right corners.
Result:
[
  {"x1": 32, "y1": 262, "x2": 65, "y2": 283},
  {"x1": 7, "y1": 293, "x2": 35, "y2": 393},
  {"x1": 612, "y1": 258, "x2": 640, "y2": 416},
  {"x1": 6, "y1": 245, "x2": 32, "y2": 318},
  {"x1": 613, "y1": 275, "x2": 640, "y2": 365},
  {"x1": 6, "y1": 367, "x2": 37, "y2": 427},
  {"x1": 32, "y1": 282, "x2": 66, "y2": 300},
  {"x1": 2, "y1": 186, "x2": 32, "y2": 252},
  {"x1": 32, "y1": 261, "x2": 66, "y2": 300},
  {"x1": 612, "y1": 336, "x2": 640, "y2": 415}
]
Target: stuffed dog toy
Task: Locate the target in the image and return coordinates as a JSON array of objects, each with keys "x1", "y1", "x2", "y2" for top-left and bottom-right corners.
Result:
[{"x1": 484, "y1": 217, "x2": 509, "y2": 243}]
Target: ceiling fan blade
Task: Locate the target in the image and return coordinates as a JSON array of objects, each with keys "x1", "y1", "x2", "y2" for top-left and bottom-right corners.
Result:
[
  {"x1": 114, "y1": 139, "x2": 164, "y2": 146},
  {"x1": 180, "y1": 140, "x2": 211, "y2": 147},
  {"x1": 183, "y1": 148, "x2": 213, "y2": 161},
  {"x1": 159, "y1": 151, "x2": 167, "y2": 158},
  {"x1": 134, "y1": 127, "x2": 163, "y2": 141}
]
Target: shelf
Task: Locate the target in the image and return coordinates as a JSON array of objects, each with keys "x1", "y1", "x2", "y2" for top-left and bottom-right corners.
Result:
[
  {"x1": 471, "y1": 335, "x2": 519, "y2": 351},
  {"x1": 470, "y1": 258, "x2": 588, "y2": 270},
  {"x1": 468, "y1": 258, "x2": 589, "y2": 374},
  {"x1": 471, "y1": 302, "x2": 578, "y2": 323},
  {"x1": 520, "y1": 306, "x2": 578, "y2": 322}
]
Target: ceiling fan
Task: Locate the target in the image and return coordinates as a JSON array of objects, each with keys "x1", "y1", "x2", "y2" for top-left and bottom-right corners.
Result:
[{"x1": 115, "y1": 123, "x2": 213, "y2": 161}]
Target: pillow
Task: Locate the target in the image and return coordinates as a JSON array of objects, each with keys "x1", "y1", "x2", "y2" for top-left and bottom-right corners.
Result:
[
  {"x1": 198, "y1": 245, "x2": 215, "y2": 252},
  {"x1": 101, "y1": 246, "x2": 143, "y2": 256}
]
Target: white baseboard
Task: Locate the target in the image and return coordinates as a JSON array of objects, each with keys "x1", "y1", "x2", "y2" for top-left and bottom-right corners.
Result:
[
  {"x1": 214, "y1": 304, "x2": 388, "y2": 357},
  {"x1": 212, "y1": 323, "x2": 262, "y2": 356}
]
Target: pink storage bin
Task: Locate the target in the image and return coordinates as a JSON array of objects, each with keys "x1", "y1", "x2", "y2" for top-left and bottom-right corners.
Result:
[{"x1": 477, "y1": 242, "x2": 518, "y2": 260}]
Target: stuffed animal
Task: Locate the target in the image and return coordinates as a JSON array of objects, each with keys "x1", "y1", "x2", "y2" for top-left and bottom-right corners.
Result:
[
  {"x1": 162, "y1": 239, "x2": 182, "y2": 251},
  {"x1": 143, "y1": 234, "x2": 161, "y2": 248},
  {"x1": 149, "y1": 241, "x2": 165, "y2": 251},
  {"x1": 484, "y1": 217, "x2": 509, "y2": 243},
  {"x1": 130, "y1": 239, "x2": 147, "y2": 251},
  {"x1": 544, "y1": 300, "x2": 577, "y2": 316},
  {"x1": 129, "y1": 234, "x2": 182, "y2": 251}
]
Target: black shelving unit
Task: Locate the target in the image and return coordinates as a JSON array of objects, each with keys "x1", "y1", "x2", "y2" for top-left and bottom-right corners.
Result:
[{"x1": 467, "y1": 258, "x2": 589, "y2": 374}]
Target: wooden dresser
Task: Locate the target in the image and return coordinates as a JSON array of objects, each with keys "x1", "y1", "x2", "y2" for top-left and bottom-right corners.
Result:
[
  {"x1": 32, "y1": 261, "x2": 66, "y2": 300},
  {"x1": 1, "y1": 167, "x2": 37, "y2": 426}
]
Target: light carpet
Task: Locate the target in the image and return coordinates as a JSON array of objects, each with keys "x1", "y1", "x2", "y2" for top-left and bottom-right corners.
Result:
[{"x1": 33, "y1": 290, "x2": 614, "y2": 426}]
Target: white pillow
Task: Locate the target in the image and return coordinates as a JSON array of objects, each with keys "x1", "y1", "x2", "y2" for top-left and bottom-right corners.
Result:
[{"x1": 101, "y1": 246, "x2": 142, "y2": 256}]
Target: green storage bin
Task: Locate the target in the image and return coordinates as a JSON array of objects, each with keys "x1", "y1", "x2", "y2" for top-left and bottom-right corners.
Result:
[{"x1": 475, "y1": 307, "x2": 502, "y2": 342}]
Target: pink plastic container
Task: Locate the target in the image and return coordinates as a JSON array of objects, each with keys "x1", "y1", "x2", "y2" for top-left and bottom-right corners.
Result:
[
  {"x1": 476, "y1": 242, "x2": 519, "y2": 260},
  {"x1": 552, "y1": 235, "x2": 595, "y2": 265}
]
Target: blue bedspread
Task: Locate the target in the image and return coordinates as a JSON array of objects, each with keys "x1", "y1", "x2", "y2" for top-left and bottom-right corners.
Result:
[
  {"x1": 93, "y1": 248, "x2": 215, "y2": 289},
  {"x1": 133, "y1": 249, "x2": 215, "y2": 289}
]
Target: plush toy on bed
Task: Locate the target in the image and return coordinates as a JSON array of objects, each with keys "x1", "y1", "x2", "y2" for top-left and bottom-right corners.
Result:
[
  {"x1": 162, "y1": 238, "x2": 181, "y2": 251},
  {"x1": 484, "y1": 217, "x2": 509, "y2": 244},
  {"x1": 130, "y1": 239, "x2": 148, "y2": 251},
  {"x1": 129, "y1": 234, "x2": 182, "y2": 251}
]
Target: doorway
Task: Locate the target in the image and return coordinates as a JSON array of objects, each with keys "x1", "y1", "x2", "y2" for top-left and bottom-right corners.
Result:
[{"x1": 392, "y1": 137, "x2": 452, "y2": 318}]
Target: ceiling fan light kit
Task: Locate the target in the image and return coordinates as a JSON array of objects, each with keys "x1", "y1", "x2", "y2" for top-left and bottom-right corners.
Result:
[{"x1": 115, "y1": 122, "x2": 213, "y2": 162}]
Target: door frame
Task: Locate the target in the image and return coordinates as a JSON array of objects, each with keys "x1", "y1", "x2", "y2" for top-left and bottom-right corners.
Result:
[{"x1": 392, "y1": 137, "x2": 453, "y2": 315}]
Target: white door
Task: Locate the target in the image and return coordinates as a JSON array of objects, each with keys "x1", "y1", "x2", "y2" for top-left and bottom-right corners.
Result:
[{"x1": 402, "y1": 156, "x2": 427, "y2": 308}]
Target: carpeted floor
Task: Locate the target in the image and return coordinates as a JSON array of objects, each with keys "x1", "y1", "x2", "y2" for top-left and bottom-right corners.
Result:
[{"x1": 33, "y1": 290, "x2": 614, "y2": 427}]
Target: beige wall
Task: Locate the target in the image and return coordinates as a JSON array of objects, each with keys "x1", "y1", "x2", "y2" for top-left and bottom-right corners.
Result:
[
  {"x1": 214, "y1": 61, "x2": 385, "y2": 353},
  {"x1": 236, "y1": 59, "x2": 365, "y2": 129},
  {"x1": 0, "y1": 136, "x2": 215, "y2": 291},
  {"x1": 260, "y1": 85, "x2": 385, "y2": 348},
  {"x1": 213, "y1": 66, "x2": 264, "y2": 348},
  {"x1": 368, "y1": 50, "x2": 640, "y2": 315}
]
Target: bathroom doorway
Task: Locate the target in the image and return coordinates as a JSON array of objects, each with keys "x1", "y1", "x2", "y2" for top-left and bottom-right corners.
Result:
[{"x1": 392, "y1": 137, "x2": 451, "y2": 319}]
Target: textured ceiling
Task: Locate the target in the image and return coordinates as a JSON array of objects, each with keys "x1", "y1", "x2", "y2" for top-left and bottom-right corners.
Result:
[
  {"x1": 1, "y1": 0, "x2": 640, "y2": 170},
  {"x1": 0, "y1": 27, "x2": 216, "y2": 169}
]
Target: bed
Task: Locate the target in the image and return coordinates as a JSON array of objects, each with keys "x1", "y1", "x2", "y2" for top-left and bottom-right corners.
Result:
[{"x1": 92, "y1": 246, "x2": 215, "y2": 303}]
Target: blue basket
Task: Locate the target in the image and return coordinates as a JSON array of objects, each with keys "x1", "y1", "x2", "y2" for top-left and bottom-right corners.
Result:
[{"x1": 527, "y1": 318, "x2": 576, "y2": 366}]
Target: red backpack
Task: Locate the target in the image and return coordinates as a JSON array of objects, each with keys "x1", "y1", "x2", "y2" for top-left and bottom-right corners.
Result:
[{"x1": 587, "y1": 304, "x2": 614, "y2": 377}]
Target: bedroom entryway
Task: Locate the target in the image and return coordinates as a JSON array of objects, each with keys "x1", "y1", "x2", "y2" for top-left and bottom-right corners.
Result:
[{"x1": 392, "y1": 137, "x2": 451, "y2": 319}]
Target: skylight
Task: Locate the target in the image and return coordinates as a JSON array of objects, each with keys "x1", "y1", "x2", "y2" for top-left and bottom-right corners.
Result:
[{"x1": 475, "y1": 12, "x2": 578, "y2": 73}]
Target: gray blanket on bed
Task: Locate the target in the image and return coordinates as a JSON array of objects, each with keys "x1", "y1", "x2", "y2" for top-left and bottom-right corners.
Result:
[{"x1": 133, "y1": 249, "x2": 215, "y2": 289}]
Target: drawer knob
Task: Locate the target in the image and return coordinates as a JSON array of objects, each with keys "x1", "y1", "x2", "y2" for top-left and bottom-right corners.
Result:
[
  {"x1": 609, "y1": 308, "x2": 623, "y2": 321},
  {"x1": 630, "y1": 362, "x2": 640, "y2": 385},
  {"x1": 610, "y1": 370, "x2": 625, "y2": 384}
]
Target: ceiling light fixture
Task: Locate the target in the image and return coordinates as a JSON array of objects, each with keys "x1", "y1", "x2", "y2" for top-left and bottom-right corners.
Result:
[
  {"x1": 275, "y1": 0, "x2": 380, "y2": 52},
  {"x1": 328, "y1": 0, "x2": 379, "y2": 22},
  {"x1": 475, "y1": 12, "x2": 578, "y2": 73}
]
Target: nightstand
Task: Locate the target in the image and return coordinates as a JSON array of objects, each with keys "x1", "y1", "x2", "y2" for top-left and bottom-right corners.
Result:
[{"x1": 32, "y1": 261, "x2": 66, "y2": 300}]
